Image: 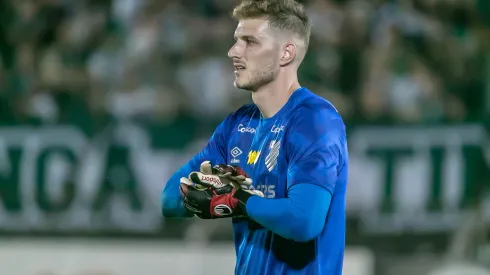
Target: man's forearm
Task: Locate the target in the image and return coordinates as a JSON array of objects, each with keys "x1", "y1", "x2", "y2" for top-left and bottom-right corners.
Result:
[
  {"x1": 161, "y1": 166, "x2": 194, "y2": 218},
  {"x1": 245, "y1": 184, "x2": 331, "y2": 242}
]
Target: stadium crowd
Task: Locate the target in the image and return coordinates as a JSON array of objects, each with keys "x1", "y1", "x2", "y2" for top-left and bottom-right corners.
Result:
[{"x1": 0, "y1": 0, "x2": 489, "y2": 139}]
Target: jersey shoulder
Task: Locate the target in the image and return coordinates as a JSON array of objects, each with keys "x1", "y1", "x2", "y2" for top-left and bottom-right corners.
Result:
[
  {"x1": 292, "y1": 89, "x2": 344, "y2": 124},
  {"x1": 284, "y1": 89, "x2": 347, "y2": 166},
  {"x1": 285, "y1": 88, "x2": 346, "y2": 146}
]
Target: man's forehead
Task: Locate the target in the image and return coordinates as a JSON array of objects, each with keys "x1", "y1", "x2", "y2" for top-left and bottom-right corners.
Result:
[{"x1": 234, "y1": 18, "x2": 270, "y2": 37}]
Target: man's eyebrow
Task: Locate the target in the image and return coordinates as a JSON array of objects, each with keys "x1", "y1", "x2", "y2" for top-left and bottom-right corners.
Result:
[{"x1": 234, "y1": 34, "x2": 258, "y2": 41}]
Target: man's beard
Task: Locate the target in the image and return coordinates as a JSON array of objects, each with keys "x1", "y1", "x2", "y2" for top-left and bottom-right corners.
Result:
[{"x1": 236, "y1": 63, "x2": 277, "y2": 92}]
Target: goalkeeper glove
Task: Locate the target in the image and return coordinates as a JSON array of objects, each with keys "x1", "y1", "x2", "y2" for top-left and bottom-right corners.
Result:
[{"x1": 179, "y1": 161, "x2": 263, "y2": 219}]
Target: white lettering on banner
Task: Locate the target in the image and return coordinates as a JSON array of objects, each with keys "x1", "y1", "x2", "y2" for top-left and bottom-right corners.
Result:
[
  {"x1": 0, "y1": 240, "x2": 374, "y2": 275},
  {"x1": 0, "y1": 126, "x2": 188, "y2": 232},
  {"x1": 347, "y1": 125, "x2": 490, "y2": 234},
  {"x1": 0, "y1": 125, "x2": 488, "y2": 235},
  {"x1": 238, "y1": 124, "x2": 255, "y2": 134}
]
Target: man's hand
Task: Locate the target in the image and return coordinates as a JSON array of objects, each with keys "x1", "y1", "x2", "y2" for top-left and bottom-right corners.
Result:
[
  {"x1": 179, "y1": 161, "x2": 263, "y2": 219},
  {"x1": 210, "y1": 163, "x2": 264, "y2": 196}
]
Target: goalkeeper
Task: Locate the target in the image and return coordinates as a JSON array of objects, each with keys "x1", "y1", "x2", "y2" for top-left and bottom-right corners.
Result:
[{"x1": 161, "y1": 0, "x2": 348, "y2": 274}]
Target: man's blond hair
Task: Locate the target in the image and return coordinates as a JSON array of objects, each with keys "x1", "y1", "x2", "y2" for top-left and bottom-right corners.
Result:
[{"x1": 232, "y1": 0, "x2": 311, "y2": 53}]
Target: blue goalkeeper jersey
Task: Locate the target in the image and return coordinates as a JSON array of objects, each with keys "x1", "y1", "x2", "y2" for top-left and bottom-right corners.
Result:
[{"x1": 162, "y1": 87, "x2": 348, "y2": 275}]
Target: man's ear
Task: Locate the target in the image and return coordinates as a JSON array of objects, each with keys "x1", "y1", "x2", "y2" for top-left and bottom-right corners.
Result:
[{"x1": 279, "y1": 43, "x2": 296, "y2": 66}]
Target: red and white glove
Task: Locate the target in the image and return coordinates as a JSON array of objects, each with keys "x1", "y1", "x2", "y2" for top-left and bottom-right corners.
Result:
[{"x1": 179, "y1": 161, "x2": 263, "y2": 219}]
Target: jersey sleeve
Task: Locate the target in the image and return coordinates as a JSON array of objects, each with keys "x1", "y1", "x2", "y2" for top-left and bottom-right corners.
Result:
[
  {"x1": 184, "y1": 121, "x2": 228, "y2": 168},
  {"x1": 285, "y1": 110, "x2": 347, "y2": 195},
  {"x1": 161, "y1": 117, "x2": 229, "y2": 217}
]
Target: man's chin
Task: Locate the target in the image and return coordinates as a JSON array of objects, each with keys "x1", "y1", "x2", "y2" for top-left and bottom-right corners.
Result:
[{"x1": 234, "y1": 80, "x2": 253, "y2": 91}]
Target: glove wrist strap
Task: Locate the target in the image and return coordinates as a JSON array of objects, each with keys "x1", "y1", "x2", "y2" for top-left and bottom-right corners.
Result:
[{"x1": 233, "y1": 188, "x2": 253, "y2": 216}]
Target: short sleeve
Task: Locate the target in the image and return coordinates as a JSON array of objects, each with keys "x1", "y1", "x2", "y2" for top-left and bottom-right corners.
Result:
[{"x1": 286, "y1": 113, "x2": 346, "y2": 194}]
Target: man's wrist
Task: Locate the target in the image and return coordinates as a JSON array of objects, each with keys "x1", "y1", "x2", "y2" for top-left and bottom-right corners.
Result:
[{"x1": 233, "y1": 188, "x2": 254, "y2": 216}]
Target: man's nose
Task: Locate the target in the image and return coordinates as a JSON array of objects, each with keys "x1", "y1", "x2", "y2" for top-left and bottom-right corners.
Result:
[{"x1": 228, "y1": 42, "x2": 240, "y2": 59}]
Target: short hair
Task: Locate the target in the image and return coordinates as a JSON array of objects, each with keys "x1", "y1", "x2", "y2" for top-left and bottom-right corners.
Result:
[{"x1": 232, "y1": 0, "x2": 311, "y2": 50}]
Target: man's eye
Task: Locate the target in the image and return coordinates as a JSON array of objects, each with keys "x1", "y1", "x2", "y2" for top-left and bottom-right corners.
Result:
[{"x1": 246, "y1": 39, "x2": 256, "y2": 44}]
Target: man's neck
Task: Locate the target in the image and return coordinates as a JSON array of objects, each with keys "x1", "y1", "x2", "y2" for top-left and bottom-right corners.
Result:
[{"x1": 252, "y1": 73, "x2": 300, "y2": 119}]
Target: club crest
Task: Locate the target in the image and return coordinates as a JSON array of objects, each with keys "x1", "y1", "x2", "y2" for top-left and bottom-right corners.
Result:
[{"x1": 265, "y1": 140, "x2": 280, "y2": 171}]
